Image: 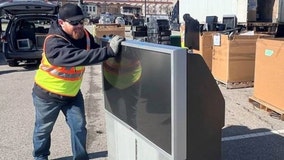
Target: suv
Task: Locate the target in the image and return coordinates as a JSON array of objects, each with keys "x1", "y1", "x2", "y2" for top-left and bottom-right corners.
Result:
[{"x1": 0, "y1": 0, "x2": 59, "y2": 67}]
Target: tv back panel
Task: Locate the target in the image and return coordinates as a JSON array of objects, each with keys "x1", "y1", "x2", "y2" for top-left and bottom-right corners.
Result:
[{"x1": 206, "y1": 16, "x2": 218, "y2": 31}]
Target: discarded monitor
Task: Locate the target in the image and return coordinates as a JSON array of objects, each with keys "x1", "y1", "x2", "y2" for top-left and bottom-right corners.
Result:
[
  {"x1": 223, "y1": 14, "x2": 237, "y2": 29},
  {"x1": 102, "y1": 40, "x2": 225, "y2": 160}
]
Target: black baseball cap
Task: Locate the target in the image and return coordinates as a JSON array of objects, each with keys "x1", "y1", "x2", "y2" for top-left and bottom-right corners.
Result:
[{"x1": 59, "y1": 3, "x2": 85, "y2": 21}]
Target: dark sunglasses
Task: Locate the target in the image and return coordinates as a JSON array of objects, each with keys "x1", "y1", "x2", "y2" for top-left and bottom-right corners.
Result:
[{"x1": 65, "y1": 19, "x2": 84, "y2": 26}]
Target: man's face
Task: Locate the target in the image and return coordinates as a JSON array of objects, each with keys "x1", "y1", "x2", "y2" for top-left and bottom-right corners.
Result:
[{"x1": 59, "y1": 19, "x2": 85, "y2": 40}]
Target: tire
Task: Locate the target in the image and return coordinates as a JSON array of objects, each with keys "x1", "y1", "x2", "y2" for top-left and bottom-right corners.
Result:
[
  {"x1": 23, "y1": 64, "x2": 39, "y2": 70},
  {"x1": 8, "y1": 60, "x2": 19, "y2": 67}
]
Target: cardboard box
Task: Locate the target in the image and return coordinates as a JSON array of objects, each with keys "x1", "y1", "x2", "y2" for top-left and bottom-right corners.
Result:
[
  {"x1": 253, "y1": 38, "x2": 284, "y2": 110},
  {"x1": 93, "y1": 24, "x2": 125, "y2": 38},
  {"x1": 212, "y1": 34, "x2": 260, "y2": 84},
  {"x1": 193, "y1": 32, "x2": 213, "y2": 70}
]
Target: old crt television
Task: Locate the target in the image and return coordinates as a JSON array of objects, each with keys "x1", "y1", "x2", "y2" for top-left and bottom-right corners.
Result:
[
  {"x1": 17, "y1": 38, "x2": 30, "y2": 50},
  {"x1": 103, "y1": 40, "x2": 225, "y2": 160},
  {"x1": 223, "y1": 14, "x2": 237, "y2": 29},
  {"x1": 103, "y1": 40, "x2": 187, "y2": 159},
  {"x1": 206, "y1": 15, "x2": 218, "y2": 31}
]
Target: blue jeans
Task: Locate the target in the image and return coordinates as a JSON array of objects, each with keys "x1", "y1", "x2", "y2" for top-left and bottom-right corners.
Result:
[{"x1": 32, "y1": 91, "x2": 89, "y2": 160}]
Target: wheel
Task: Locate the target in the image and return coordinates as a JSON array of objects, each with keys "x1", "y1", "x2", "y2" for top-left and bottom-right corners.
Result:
[
  {"x1": 7, "y1": 60, "x2": 19, "y2": 67},
  {"x1": 23, "y1": 64, "x2": 39, "y2": 69}
]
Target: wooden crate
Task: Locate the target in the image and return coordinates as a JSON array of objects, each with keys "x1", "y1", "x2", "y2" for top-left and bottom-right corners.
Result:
[
  {"x1": 211, "y1": 34, "x2": 260, "y2": 88},
  {"x1": 93, "y1": 24, "x2": 125, "y2": 38},
  {"x1": 249, "y1": 96, "x2": 284, "y2": 121},
  {"x1": 193, "y1": 32, "x2": 214, "y2": 71},
  {"x1": 252, "y1": 38, "x2": 284, "y2": 113}
]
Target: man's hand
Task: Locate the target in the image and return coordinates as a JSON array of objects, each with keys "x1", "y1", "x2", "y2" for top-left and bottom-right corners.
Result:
[{"x1": 109, "y1": 35, "x2": 125, "y2": 55}]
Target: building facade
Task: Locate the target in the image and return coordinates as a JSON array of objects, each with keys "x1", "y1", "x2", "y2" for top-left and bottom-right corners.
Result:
[{"x1": 50, "y1": 0, "x2": 174, "y2": 19}]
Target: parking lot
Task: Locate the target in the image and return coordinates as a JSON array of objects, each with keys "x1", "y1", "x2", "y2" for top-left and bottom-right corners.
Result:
[{"x1": 0, "y1": 25, "x2": 283, "y2": 160}]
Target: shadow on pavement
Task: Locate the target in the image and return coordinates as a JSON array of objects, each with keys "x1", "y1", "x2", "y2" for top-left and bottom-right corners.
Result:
[
  {"x1": 0, "y1": 65, "x2": 38, "y2": 75},
  {"x1": 222, "y1": 125, "x2": 284, "y2": 160},
  {"x1": 52, "y1": 151, "x2": 108, "y2": 160},
  {"x1": 0, "y1": 69, "x2": 21, "y2": 75}
]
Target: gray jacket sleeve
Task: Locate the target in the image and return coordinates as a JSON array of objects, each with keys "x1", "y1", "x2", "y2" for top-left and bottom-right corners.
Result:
[{"x1": 44, "y1": 36, "x2": 115, "y2": 67}]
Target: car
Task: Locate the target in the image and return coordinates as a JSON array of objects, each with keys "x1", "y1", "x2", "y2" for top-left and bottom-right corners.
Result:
[{"x1": 0, "y1": 0, "x2": 59, "y2": 67}]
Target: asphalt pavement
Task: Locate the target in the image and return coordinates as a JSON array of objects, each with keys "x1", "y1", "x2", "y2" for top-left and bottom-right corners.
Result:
[{"x1": 0, "y1": 25, "x2": 283, "y2": 160}]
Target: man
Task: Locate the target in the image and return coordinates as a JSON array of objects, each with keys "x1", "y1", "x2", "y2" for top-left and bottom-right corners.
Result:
[{"x1": 32, "y1": 3, "x2": 124, "y2": 160}]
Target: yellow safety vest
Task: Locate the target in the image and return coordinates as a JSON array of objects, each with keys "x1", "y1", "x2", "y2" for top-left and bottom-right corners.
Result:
[
  {"x1": 35, "y1": 30, "x2": 90, "y2": 97},
  {"x1": 103, "y1": 56, "x2": 142, "y2": 89}
]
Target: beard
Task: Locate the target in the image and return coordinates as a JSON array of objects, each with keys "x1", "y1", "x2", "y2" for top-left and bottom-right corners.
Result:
[{"x1": 72, "y1": 28, "x2": 85, "y2": 40}]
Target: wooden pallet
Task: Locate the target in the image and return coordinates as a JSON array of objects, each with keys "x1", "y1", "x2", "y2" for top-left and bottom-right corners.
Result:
[
  {"x1": 217, "y1": 80, "x2": 254, "y2": 89},
  {"x1": 249, "y1": 96, "x2": 284, "y2": 121}
]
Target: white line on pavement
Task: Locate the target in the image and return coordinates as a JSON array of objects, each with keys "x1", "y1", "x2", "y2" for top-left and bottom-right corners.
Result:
[{"x1": 222, "y1": 129, "x2": 284, "y2": 141}]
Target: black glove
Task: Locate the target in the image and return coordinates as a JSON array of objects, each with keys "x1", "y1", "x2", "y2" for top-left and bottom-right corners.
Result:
[{"x1": 109, "y1": 35, "x2": 125, "y2": 55}]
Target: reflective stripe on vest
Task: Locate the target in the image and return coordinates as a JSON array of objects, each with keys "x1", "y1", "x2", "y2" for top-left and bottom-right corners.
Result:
[
  {"x1": 103, "y1": 56, "x2": 142, "y2": 89},
  {"x1": 35, "y1": 29, "x2": 90, "y2": 97},
  {"x1": 40, "y1": 55, "x2": 85, "y2": 81}
]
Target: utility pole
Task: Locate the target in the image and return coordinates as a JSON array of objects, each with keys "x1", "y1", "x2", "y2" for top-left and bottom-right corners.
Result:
[{"x1": 144, "y1": 0, "x2": 147, "y2": 20}]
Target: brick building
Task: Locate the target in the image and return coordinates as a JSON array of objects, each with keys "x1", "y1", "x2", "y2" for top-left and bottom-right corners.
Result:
[{"x1": 50, "y1": 0, "x2": 174, "y2": 19}]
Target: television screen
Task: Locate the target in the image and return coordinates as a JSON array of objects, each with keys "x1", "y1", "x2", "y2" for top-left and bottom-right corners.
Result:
[
  {"x1": 102, "y1": 40, "x2": 187, "y2": 156},
  {"x1": 17, "y1": 38, "x2": 30, "y2": 50},
  {"x1": 223, "y1": 15, "x2": 237, "y2": 29}
]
